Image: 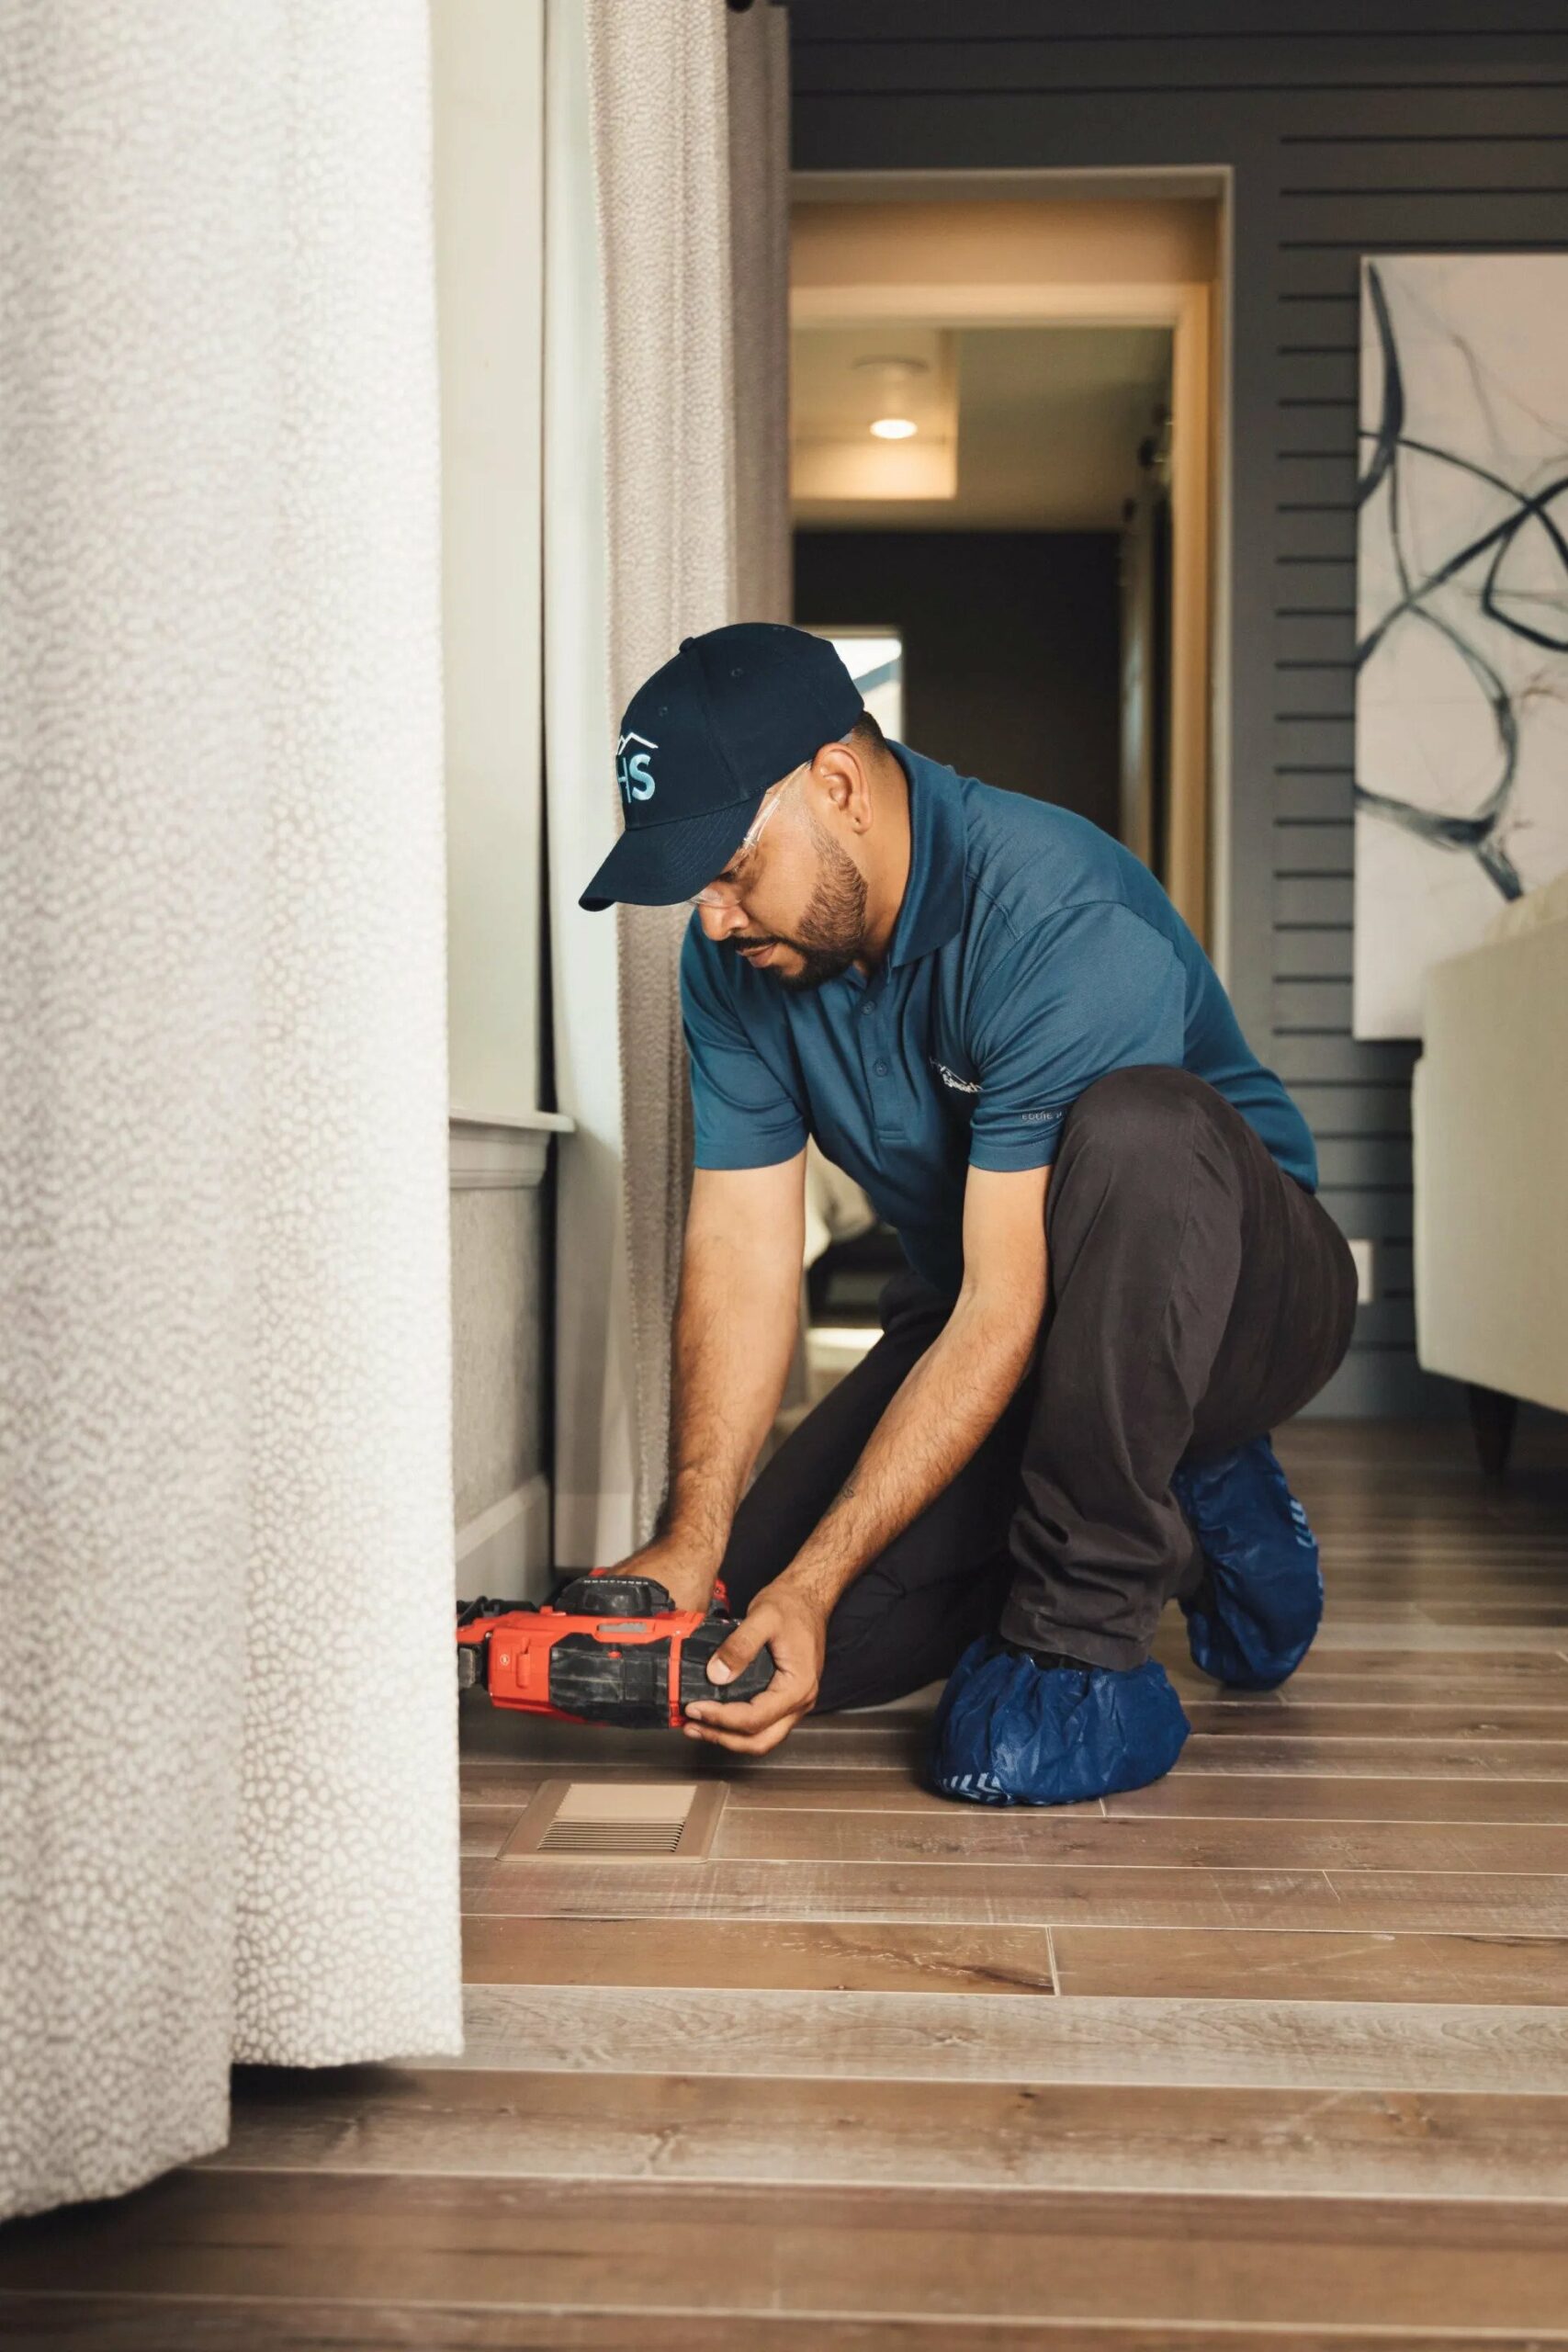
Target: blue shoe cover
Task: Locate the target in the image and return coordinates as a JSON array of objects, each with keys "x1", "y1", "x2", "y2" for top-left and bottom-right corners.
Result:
[
  {"x1": 1171, "y1": 1435, "x2": 1324, "y2": 1690},
  {"x1": 928, "y1": 1637, "x2": 1190, "y2": 1807}
]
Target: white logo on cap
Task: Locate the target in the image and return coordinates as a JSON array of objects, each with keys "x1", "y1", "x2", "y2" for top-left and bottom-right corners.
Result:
[{"x1": 616, "y1": 730, "x2": 658, "y2": 803}]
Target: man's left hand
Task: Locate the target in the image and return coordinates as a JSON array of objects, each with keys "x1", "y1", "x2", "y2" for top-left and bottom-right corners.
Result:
[{"x1": 682, "y1": 1579, "x2": 827, "y2": 1756}]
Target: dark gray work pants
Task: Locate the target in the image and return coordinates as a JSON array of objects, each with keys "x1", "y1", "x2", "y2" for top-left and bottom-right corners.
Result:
[{"x1": 719, "y1": 1066, "x2": 1359, "y2": 1705}]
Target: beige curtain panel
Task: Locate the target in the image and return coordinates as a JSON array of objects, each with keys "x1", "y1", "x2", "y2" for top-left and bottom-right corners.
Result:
[
  {"x1": 0, "y1": 0, "x2": 461, "y2": 2220},
  {"x1": 581, "y1": 0, "x2": 793, "y2": 1543}
]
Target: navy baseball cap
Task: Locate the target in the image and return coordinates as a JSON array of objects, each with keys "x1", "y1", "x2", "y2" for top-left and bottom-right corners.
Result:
[{"x1": 579, "y1": 621, "x2": 864, "y2": 910}]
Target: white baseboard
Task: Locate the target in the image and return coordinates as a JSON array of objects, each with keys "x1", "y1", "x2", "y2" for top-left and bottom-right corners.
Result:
[{"x1": 456, "y1": 1474, "x2": 552, "y2": 1601}]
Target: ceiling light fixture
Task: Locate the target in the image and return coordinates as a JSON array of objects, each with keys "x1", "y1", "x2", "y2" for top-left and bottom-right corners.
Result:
[{"x1": 853, "y1": 354, "x2": 930, "y2": 447}]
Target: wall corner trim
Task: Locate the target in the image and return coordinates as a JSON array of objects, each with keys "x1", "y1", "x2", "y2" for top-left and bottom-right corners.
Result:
[
  {"x1": 455, "y1": 1474, "x2": 553, "y2": 1600},
  {"x1": 449, "y1": 1109, "x2": 574, "y2": 1191}
]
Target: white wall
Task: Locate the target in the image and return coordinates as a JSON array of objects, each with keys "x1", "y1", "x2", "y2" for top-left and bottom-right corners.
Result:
[{"x1": 432, "y1": 0, "x2": 545, "y2": 1121}]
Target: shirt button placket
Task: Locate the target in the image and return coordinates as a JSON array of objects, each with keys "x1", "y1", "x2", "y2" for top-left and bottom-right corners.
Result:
[{"x1": 863, "y1": 997, "x2": 892, "y2": 1116}]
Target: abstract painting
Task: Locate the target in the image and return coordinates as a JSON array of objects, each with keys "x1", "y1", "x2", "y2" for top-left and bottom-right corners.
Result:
[{"x1": 1354, "y1": 254, "x2": 1568, "y2": 1038}]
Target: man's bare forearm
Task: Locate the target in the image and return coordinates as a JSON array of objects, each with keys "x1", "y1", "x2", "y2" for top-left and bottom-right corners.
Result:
[
  {"x1": 775, "y1": 1283, "x2": 1041, "y2": 1618},
  {"x1": 659, "y1": 1222, "x2": 801, "y2": 1572}
]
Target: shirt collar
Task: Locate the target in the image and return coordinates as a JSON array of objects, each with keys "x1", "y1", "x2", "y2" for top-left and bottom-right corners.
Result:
[{"x1": 885, "y1": 740, "x2": 967, "y2": 971}]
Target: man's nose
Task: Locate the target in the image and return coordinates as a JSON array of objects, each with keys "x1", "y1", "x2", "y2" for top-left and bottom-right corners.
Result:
[{"x1": 698, "y1": 899, "x2": 749, "y2": 943}]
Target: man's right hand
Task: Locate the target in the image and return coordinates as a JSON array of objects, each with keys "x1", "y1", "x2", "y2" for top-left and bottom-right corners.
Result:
[
  {"x1": 682, "y1": 1577, "x2": 827, "y2": 1754},
  {"x1": 604, "y1": 1535, "x2": 723, "y2": 1617}
]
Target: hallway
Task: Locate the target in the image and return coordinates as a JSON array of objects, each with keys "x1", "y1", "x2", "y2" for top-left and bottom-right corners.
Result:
[{"x1": 6, "y1": 1419, "x2": 1568, "y2": 2345}]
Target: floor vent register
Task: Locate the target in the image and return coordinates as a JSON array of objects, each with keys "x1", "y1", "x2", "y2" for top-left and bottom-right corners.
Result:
[{"x1": 502, "y1": 1779, "x2": 725, "y2": 1860}]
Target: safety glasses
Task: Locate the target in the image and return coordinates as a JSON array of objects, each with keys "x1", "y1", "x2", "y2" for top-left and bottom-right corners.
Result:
[{"x1": 686, "y1": 762, "x2": 807, "y2": 909}]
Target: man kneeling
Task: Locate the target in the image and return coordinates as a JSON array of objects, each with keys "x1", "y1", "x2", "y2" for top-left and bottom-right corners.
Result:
[{"x1": 578, "y1": 624, "x2": 1357, "y2": 1804}]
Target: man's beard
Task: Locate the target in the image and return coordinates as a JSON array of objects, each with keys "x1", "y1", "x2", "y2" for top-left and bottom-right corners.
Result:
[{"x1": 728, "y1": 825, "x2": 869, "y2": 992}]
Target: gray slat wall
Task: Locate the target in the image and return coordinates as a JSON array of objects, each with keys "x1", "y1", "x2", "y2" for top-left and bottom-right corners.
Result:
[{"x1": 788, "y1": 0, "x2": 1568, "y2": 1417}]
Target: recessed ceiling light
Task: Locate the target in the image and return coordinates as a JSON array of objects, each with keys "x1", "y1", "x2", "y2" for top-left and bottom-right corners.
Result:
[{"x1": 870, "y1": 417, "x2": 918, "y2": 440}]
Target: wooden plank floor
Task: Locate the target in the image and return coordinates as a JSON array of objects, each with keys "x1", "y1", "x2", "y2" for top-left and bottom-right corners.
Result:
[{"x1": 6, "y1": 1418, "x2": 1568, "y2": 2347}]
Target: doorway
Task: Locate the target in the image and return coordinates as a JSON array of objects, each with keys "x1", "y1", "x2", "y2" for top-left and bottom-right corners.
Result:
[{"x1": 786, "y1": 175, "x2": 1225, "y2": 1366}]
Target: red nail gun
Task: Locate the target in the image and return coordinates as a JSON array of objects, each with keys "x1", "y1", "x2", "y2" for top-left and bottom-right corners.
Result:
[{"x1": 456, "y1": 1571, "x2": 775, "y2": 1730}]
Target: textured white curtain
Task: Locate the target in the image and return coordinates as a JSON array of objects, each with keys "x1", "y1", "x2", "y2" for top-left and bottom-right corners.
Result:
[
  {"x1": 0, "y1": 0, "x2": 461, "y2": 2221},
  {"x1": 550, "y1": 0, "x2": 793, "y2": 1549}
]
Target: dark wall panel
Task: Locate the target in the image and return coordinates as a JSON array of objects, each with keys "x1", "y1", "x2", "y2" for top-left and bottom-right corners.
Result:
[
  {"x1": 794, "y1": 529, "x2": 1122, "y2": 834},
  {"x1": 790, "y1": 0, "x2": 1568, "y2": 1417}
]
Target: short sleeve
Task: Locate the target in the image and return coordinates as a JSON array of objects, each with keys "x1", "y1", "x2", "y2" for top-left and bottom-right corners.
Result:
[
  {"x1": 966, "y1": 901, "x2": 1186, "y2": 1172},
  {"x1": 680, "y1": 921, "x2": 809, "y2": 1170}
]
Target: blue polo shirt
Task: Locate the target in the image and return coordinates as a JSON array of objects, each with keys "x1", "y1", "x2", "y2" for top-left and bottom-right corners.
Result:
[{"x1": 681, "y1": 740, "x2": 1316, "y2": 1296}]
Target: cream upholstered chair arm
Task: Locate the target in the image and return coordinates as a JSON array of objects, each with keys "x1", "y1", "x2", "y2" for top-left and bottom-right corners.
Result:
[{"x1": 1413, "y1": 884, "x2": 1568, "y2": 1417}]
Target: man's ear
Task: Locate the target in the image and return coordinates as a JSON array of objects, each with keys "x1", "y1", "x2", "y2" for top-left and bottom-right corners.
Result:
[{"x1": 818, "y1": 740, "x2": 872, "y2": 832}]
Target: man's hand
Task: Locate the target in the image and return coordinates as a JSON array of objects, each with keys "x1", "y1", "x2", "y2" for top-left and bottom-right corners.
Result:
[
  {"x1": 682, "y1": 1578, "x2": 828, "y2": 1756},
  {"x1": 604, "y1": 1535, "x2": 720, "y2": 1616}
]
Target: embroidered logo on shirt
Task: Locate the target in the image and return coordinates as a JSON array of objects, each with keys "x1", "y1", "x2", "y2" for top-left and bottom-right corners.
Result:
[{"x1": 931, "y1": 1059, "x2": 981, "y2": 1095}]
